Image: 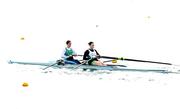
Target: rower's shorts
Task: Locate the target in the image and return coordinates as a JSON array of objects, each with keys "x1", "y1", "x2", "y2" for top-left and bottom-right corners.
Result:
[
  {"x1": 88, "y1": 58, "x2": 98, "y2": 65},
  {"x1": 64, "y1": 59, "x2": 81, "y2": 64}
]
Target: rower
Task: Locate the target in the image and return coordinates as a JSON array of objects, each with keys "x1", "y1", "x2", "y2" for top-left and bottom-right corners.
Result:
[
  {"x1": 61, "y1": 40, "x2": 81, "y2": 64},
  {"x1": 83, "y1": 41, "x2": 106, "y2": 66}
]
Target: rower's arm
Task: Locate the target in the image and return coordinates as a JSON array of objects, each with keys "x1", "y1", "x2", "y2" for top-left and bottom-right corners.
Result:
[
  {"x1": 61, "y1": 48, "x2": 69, "y2": 59},
  {"x1": 71, "y1": 48, "x2": 77, "y2": 56},
  {"x1": 83, "y1": 50, "x2": 90, "y2": 60},
  {"x1": 95, "y1": 50, "x2": 100, "y2": 58}
]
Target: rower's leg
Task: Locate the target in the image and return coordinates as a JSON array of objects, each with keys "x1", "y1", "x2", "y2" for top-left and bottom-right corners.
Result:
[
  {"x1": 64, "y1": 60, "x2": 77, "y2": 64},
  {"x1": 73, "y1": 59, "x2": 81, "y2": 64},
  {"x1": 92, "y1": 61, "x2": 106, "y2": 66},
  {"x1": 99, "y1": 61, "x2": 107, "y2": 66},
  {"x1": 91, "y1": 61, "x2": 99, "y2": 66}
]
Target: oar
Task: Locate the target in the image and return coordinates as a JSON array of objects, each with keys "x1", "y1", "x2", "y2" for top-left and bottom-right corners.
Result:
[
  {"x1": 76, "y1": 54, "x2": 83, "y2": 57},
  {"x1": 72, "y1": 60, "x2": 88, "y2": 69},
  {"x1": 42, "y1": 60, "x2": 64, "y2": 70},
  {"x1": 73, "y1": 58, "x2": 93, "y2": 69},
  {"x1": 103, "y1": 60, "x2": 117, "y2": 63},
  {"x1": 100, "y1": 56, "x2": 172, "y2": 65},
  {"x1": 43, "y1": 62, "x2": 58, "y2": 70}
]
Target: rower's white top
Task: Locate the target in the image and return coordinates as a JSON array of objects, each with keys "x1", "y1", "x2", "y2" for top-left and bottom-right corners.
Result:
[{"x1": 88, "y1": 49, "x2": 98, "y2": 58}]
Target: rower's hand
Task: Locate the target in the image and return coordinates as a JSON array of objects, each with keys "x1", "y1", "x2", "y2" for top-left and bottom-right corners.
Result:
[
  {"x1": 68, "y1": 55, "x2": 73, "y2": 58},
  {"x1": 92, "y1": 55, "x2": 100, "y2": 59},
  {"x1": 82, "y1": 60, "x2": 88, "y2": 64},
  {"x1": 72, "y1": 54, "x2": 78, "y2": 57},
  {"x1": 96, "y1": 55, "x2": 100, "y2": 59},
  {"x1": 92, "y1": 55, "x2": 96, "y2": 58}
]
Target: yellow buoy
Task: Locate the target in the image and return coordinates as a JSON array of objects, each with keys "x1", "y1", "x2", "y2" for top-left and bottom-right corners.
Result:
[
  {"x1": 147, "y1": 16, "x2": 151, "y2": 19},
  {"x1": 22, "y1": 82, "x2": 29, "y2": 87},
  {"x1": 112, "y1": 60, "x2": 117, "y2": 63},
  {"x1": 20, "y1": 37, "x2": 25, "y2": 40}
]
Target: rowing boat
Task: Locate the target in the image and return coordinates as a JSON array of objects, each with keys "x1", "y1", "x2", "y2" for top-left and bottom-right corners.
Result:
[{"x1": 8, "y1": 60, "x2": 169, "y2": 73}]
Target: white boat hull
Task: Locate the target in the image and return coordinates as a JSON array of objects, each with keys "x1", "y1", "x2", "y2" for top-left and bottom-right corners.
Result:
[{"x1": 8, "y1": 60, "x2": 169, "y2": 73}]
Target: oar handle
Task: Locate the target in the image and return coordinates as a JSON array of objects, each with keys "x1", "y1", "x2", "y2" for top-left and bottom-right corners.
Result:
[
  {"x1": 76, "y1": 55, "x2": 83, "y2": 57},
  {"x1": 100, "y1": 56, "x2": 120, "y2": 60}
]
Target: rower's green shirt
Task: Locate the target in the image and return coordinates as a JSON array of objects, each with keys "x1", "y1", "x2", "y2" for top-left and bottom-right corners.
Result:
[
  {"x1": 61, "y1": 48, "x2": 77, "y2": 60},
  {"x1": 65, "y1": 48, "x2": 73, "y2": 56}
]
